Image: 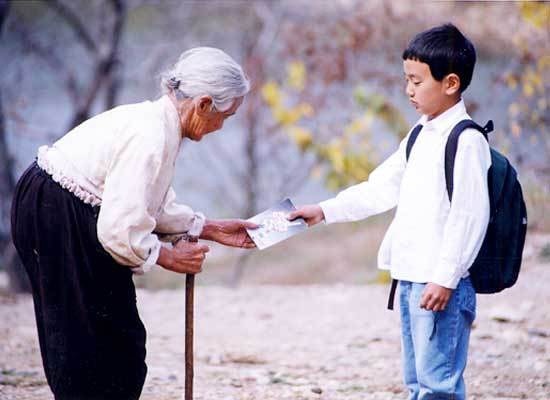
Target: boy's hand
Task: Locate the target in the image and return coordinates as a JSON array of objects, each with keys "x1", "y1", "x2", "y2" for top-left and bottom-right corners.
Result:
[
  {"x1": 288, "y1": 205, "x2": 325, "y2": 227},
  {"x1": 420, "y1": 283, "x2": 452, "y2": 311}
]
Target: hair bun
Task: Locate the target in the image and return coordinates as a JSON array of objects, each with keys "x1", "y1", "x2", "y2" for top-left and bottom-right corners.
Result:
[{"x1": 168, "y1": 77, "x2": 181, "y2": 89}]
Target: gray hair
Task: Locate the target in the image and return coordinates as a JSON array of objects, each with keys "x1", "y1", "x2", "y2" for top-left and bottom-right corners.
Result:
[{"x1": 160, "y1": 47, "x2": 250, "y2": 112}]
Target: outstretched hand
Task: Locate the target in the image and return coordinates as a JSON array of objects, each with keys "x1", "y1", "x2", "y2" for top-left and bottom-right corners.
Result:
[
  {"x1": 202, "y1": 219, "x2": 258, "y2": 248},
  {"x1": 287, "y1": 204, "x2": 325, "y2": 227}
]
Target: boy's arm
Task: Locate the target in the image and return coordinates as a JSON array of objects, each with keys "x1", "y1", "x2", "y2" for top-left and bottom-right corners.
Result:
[
  {"x1": 431, "y1": 129, "x2": 491, "y2": 289},
  {"x1": 318, "y1": 135, "x2": 409, "y2": 224}
]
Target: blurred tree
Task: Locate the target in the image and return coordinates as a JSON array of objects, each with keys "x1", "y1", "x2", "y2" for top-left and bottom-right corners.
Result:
[
  {"x1": 10, "y1": 0, "x2": 128, "y2": 130},
  {"x1": 261, "y1": 4, "x2": 409, "y2": 191},
  {"x1": 0, "y1": 0, "x2": 31, "y2": 293},
  {"x1": 502, "y1": 2, "x2": 549, "y2": 174},
  {"x1": 3, "y1": 0, "x2": 546, "y2": 288},
  {"x1": 1, "y1": 0, "x2": 128, "y2": 292},
  {"x1": 501, "y1": 2, "x2": 550, "y2": 231},
  {"x1": 222, "y1": 2, "x2": 410, "y2": 284},
  {"x1": 216, "y1": 2, "x2": 320, "y2": 284},
  {"x1": 262, "y1": 77, "x2": 408, "y2": 191}
]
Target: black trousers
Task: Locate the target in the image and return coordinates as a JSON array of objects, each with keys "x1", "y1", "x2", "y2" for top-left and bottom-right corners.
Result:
[{"x1": 11, "y1": 163, "x2": 147, "y2": 400}]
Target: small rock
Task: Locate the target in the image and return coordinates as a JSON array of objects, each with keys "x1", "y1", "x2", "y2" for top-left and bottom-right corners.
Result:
[
  {"x1": 206, "y1": 353, "x2": 224, "y2": 365},
  {"x1": 311, "y1": 387, "x2": 323, "y2": 394},
  {"x1": 478, "y1": 333, "x2": 494, "y2": 340},
  {"x1": 489, "y1": 307, "x2": 525, "y2": 323},
  {"x1": 226, "y1": 353, "x2": 266, "y2": 365},
  {"x1": 527, "y1": 328, "x2": 549, "y2": 338},
  {"x1": 230, "y1": 379, "x2": 243, "y2": 388}
]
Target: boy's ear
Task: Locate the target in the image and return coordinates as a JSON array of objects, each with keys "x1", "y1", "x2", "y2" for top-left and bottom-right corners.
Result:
[{"x1": 444, "y1": 73, "x2": 461, "y2": 96}]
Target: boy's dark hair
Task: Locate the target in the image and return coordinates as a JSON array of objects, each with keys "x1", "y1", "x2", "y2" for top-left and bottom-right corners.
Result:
[{"x1": 402, "y1": 23, "x2": 476, "y2": 93}]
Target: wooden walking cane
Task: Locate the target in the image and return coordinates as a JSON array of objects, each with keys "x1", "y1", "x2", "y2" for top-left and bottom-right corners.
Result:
[
  {"x1": 185, "y1": 253, "x2": 195, "y2": 400},
  {"x1": 182, "y1": 214, "x2": 204, "y2": 400}
]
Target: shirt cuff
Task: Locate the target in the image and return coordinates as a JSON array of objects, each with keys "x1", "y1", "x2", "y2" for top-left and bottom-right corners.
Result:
[
  {"x1": 132, "y1": 241, "x2": 162, "y2": 275},
  {"x1": 431, "y1": 260, "x2": 463, "y2": 289},
  {"x1": 319, "y1": 199, "x2": 344, "y2": 224},
  {"x1": 189, "y1": 212, "x2": 206, "y2": 238}
]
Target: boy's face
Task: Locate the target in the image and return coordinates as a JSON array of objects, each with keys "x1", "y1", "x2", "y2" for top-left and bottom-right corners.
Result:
[{"x1": 403, "y1": 59, "x2": 460, "y2": 120}]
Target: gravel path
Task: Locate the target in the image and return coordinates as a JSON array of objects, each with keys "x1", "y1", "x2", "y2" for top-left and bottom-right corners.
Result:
[{"x1": 1, "y1": 235, "x2": 549, "y2": 400}]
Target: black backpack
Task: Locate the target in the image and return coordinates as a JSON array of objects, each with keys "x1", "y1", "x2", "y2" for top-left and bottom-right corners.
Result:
[
  {"x1": 387, "y1": 119, "x2": 528, "y2": 309},
  {"x1": 405, "y1": 119, "x2": 528, "y2": 294}
]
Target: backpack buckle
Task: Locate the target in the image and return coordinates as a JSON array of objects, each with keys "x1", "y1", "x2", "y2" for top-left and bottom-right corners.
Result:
[{"x1": 483, "y1": 120, "x2": 494, "y2": 134}]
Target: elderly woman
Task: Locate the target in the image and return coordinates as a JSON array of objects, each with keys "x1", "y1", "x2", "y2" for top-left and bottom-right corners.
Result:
[{"x1": 11, "y1": 47, "x2": 256, "y2": 400}]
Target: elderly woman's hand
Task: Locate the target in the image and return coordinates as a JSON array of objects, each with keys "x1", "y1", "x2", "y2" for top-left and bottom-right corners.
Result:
[
  {"x1": 157, "y1": 241, "x2": 210, "y2": 274},
  {"x1": 201, "y1": 219, "x2": 258, "y2": 248}
]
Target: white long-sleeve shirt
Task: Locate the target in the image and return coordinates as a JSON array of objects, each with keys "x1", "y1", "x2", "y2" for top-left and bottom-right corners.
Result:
[
  {"x1": 319, "y1": 100, "x2": 491, "y2": 289},
  {"x1": 37, "y1": 95, "x2": 203, "y2": 273}
]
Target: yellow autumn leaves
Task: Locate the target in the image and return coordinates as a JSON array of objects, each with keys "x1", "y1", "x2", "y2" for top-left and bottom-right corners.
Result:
[
  {"x1": 261, "y1": 61, "x2": 314, "y2": 149},
  {"x1": 519, "y1": 2, "x2": 550, "y2": 30},
  {"x1": 261, "y1": 62, "x2": 314, "y2": 128},
  {"x1": 505, "y1": 3, "x2": 549, "y2": 140},
  {"x1": 260, "y1": 61, "x2": 405, "y2": 190}
]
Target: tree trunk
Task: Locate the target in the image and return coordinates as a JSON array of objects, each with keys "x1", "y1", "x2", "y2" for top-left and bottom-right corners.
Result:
[
  {"x1": 244, "y1": 103, "x2": 259, "y2": 218},
  {"x1": 66, "y1": 0, "x2": 126, "y2": 130},
  {"x1": 229, "y1": 99, "x2": 259, "y2": 287},
  {"x1": 0, "y1": 0, "x2": 31, "y2": 293}
]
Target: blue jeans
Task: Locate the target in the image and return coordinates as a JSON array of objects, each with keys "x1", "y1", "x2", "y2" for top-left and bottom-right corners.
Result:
[{"x1": 399, "y1": 278, "x2": 476, "y2": 400}]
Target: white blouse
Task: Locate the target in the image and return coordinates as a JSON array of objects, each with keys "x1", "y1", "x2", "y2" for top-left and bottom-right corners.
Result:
[
  {"x1": 319, "y1": 100, "x2": 492, "y2": 289},
  {"x1": 37, "y1": 96, "x2": 203, "y2": 273}
]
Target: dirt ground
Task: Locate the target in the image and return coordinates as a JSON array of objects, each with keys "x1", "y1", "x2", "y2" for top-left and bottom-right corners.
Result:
[{"x1": 1, "y1": 233, "x2": 549, "y2": 400}]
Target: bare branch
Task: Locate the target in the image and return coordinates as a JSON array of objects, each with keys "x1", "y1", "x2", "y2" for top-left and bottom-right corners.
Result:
[
  {"x1": 70, "y1": 0, "x2": 127, "y2": 128},
  {"x1": 0, "y1": 1, "x2": 32, "y2": 293},
  {"x1": 10, "y1": 15, "x2": 79, "y2": 101},
  {"x1": 250, "y1": 1, "x2": 286, "y2": 59},
  {"x1": 48, "y1": 0, "x2": 98, "y2": 55},
  {"x1": 104, "y1": 0, "x2": 126, "y2": 109}
]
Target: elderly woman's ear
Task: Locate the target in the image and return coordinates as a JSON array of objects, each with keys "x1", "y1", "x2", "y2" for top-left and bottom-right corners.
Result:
[{"x1": 196, "y1": 96, "x2": 215, "y2": 115}]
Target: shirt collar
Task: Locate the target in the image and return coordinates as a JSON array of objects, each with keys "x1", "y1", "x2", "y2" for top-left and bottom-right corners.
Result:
[
  {"x1": 418, "y1": 99, "x2": 468, "y2": 134},
  {"x1": 154, "y1": 95, "x2": 182, "y2": 142}
]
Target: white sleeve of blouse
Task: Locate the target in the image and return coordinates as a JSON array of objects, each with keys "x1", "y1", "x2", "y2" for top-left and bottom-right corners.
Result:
[
  {"x1": 154, "y1": 186, "x2": 199, "y2": 234},
  {"x1": 96, "y1": 130, "x2": 169, "y2": 271}
]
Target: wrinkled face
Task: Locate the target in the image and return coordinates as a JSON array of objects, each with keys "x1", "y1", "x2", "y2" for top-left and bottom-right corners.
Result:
[
  {"x1": 185, "y1": 96, "x2": 243, "y2": 141},
  {"x1": 403, "y1": 59, "x2": 457, "y2": 120}
]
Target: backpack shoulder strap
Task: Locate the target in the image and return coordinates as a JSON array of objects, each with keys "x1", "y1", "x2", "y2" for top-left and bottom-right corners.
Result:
[
  {"x1": 445, "y1": 119, "x2": 494, "y2": 201},
  {"x1": 387, "y1": 278, "x2": 398, "y2": 310},
  {"x1": 406, "y1": 124, "x2": 424, "y2": 161}
]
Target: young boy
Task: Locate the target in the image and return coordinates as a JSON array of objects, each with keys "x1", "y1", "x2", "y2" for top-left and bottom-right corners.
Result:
[{"x1": 289, "y1": 24, "x2": 491, "y2": 399}]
